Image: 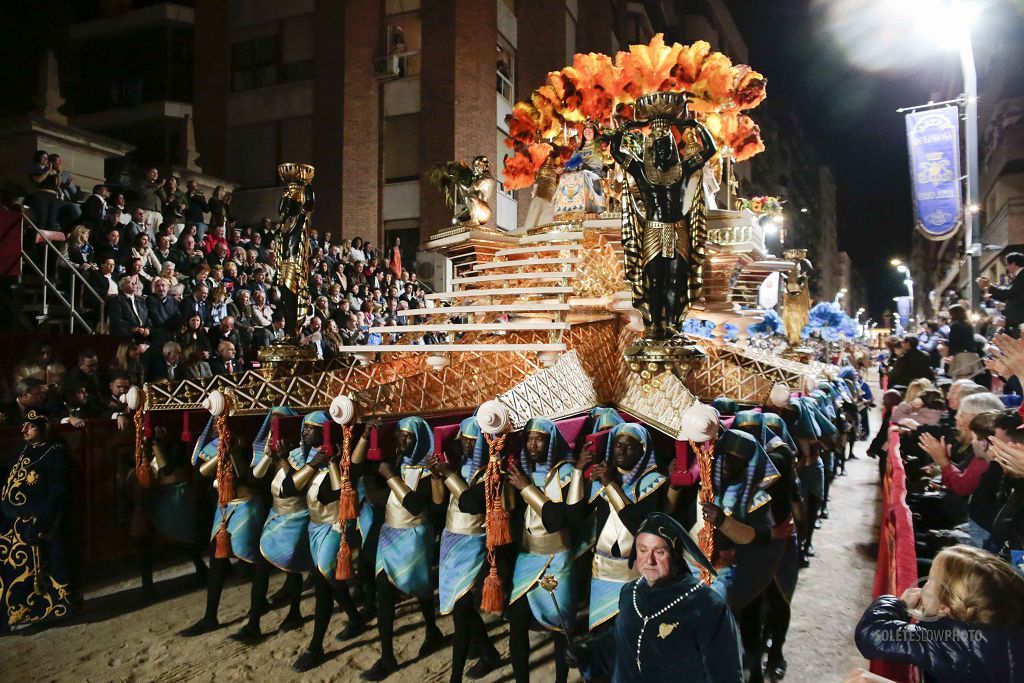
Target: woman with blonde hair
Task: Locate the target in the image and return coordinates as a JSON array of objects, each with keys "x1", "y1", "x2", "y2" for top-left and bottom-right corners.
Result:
[
  {"x1": 112, "y1": 341, "x2": 145, "y2": 386},
  {"x1": 159, "y1": 261, "x2": 179, "y2": 287},
  {"x1": 67, "y1": 225, "x2": 96, "y2": 271},
  {"x1": 856, "y1": 545, "x2": 1024, "y2": 681}
]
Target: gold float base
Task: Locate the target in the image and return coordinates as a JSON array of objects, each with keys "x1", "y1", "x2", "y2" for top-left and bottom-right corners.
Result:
[
  {"x1": 257, "y1": 340, "x2": 320, "y2": 377},
  {"x1": 625, "y1": 336, "x2": 706, "y2": 393}
]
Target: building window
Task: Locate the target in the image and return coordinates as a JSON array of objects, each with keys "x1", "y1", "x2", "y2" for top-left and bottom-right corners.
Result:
[
  {"x1": 232, "y1": 36, "x2": 278, "y2": 91},
  {"x1": 497, "y1": 39, "x2": 515, "y2": 103}
]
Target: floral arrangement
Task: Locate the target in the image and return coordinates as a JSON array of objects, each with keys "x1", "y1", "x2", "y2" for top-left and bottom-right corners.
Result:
[
  {"x1": 802, "y1": 302, "x2": 860, "y2": 342},
  {"x1": 502, "y1": 34, "x2": 767, "y2": 190},
  {"x1": 738, "y1": 195, "x2": 785, "y2": 216}
]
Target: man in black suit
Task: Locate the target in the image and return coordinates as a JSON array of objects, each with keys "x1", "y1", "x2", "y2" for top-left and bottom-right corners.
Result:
[
  {"x1": 0, "y1": 378, "x2": 48, "y2": 427},
  {"x1": 888, "y1": 335, "x2": 935, "y2": 387},
  {"x1": 88, "y1": 256, "x2": 120, "y2": 299},
  {"x1": 170, "y1": 234, "x2": 205, "y2": 274},
  {"x1": 147, "y1": 277, "x2": 180, "y2": 342},
  {"x1": 210, "y1": 340, "x2": 243, "y2": 376},
  {"x1": 206, "y1": 241, "x2": 229, "y2": 268},
  {"x1": 109, "y1": 279, "x2": 152, "y2": 341},
  {"x1": 63, "y1": 350, "x2": 104, "y2": 406},
  {"x1": 81, "y1": 184, "x2": 110, "y2": 230},
  {"x1": 148, "y1": 341, "x2": 183, "y2": 383},
  {"x1": 980, "y1": 252, "x2": 1024, "y2": 338},
  {"x1": 179, "y1": 284, "x2": 213, "y2": 330},
  {"x1": 89, "y1": 372, "x2": 133, "y2": 431},
  {"x1": 210, "y1": 316, "x2": 244, "y2": 363}
]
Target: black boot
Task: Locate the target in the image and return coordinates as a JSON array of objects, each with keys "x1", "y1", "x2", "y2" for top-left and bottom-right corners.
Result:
[
  {"x1": 179, "y1": 617, "x2": 219, "y2": 637},
  {"x1": 293, "y1": 647, "x2": 325, "y2": 673},
  {"x1": 360, "y1": 657, "x2": 399, "y2": 681}
]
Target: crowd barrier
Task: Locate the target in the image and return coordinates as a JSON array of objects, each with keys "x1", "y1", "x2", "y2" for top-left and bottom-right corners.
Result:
[{"x1": 868, "y1": 428, "x2": 919, "y2": 682}]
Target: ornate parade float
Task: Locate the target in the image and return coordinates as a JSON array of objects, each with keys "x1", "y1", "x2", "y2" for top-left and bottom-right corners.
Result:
[{"x1": 134, "y1": 35, "x2": 840, "y2": 573}]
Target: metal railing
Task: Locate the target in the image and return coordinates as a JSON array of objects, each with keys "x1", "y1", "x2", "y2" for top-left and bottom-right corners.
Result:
[{"x1": 18, "y1": 214, "x2": 106, "y2": 333}]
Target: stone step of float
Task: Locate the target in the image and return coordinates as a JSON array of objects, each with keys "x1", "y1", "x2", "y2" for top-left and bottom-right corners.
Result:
[
  {"x1": 395, "y1": 302, "x2": 570, "y2": 316},
  {"x1": 368, "y1": 321, "x2": 570, "y2": 334},
  {"x1": 450, "y1": 271, "x2": 577, "y2": 285},
  {"x1": 494, "y1": 244, "x2": 585, "y2": 257},
  {"x1": 425, "y1": 286, "x2": 574, "y2": 300},
  {"x1": 473, "y1": 257, "x2": 582, "y2": 271},
  {"x1": 333, "y1": 343, "x2": 566, "y2": 353}
]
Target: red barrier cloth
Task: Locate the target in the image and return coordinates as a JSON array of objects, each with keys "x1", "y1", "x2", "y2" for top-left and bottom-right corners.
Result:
[
  {"x1": 0, "y1": 210, "x2": 22, "y2": 277},
  {"x1": 554, "y1": 415, "x2": 589, "y2": 450},
  {"x1": 671, "y1": 440, "x2": 699, "y2": 486},
  {"x1": 869, "y1": 429, "x2": 919, "y2": 682}
]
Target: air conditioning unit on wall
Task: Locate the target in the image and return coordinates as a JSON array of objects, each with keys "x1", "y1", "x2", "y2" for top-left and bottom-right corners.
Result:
[{"x1": 373, "y1": 55, "x2": 401, "y2": 80}]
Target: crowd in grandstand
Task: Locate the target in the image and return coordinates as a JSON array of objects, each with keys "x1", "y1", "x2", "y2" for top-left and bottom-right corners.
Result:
[{"x1": 26, "y1": 155, "x2": 440, "y2": 377}]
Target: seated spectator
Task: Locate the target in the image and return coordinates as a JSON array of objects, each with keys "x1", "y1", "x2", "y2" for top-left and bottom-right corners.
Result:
[
  {"x1": 856, "y1": 545, "x2": 1024, "y2": 681},
  {"x1": 110, "y1": 341, "x2": 145, "y2": 386},
  {"x1": 211, "y1": 315, "x2": 244, "y2": 362},
  {"x1": 298, "y1": 316, "x2": 332, "y2": 360},
  {"x1": 182, "y1": 345, "x2": 212, "y2": 380},
  {"x1": 171, "y1": 233, "x2": 205, "y2": 274},
  {"x1": 323, "y1": 319, "x2": 344, "y2": 352},
  {"x1": 109, "y1": 278, "x2": 152, "y2": 341},
  {"x1": 91, "y1": 372, "x2": 133, "y2": 431},
  {"x1": 158, "y1": 261, "x2": 179, "y2": 288},
  {"x1": 153, "y1": 234, "x2": 174, "y2": 266},
  {"x1": 339, "y1": 313, "x2": 366, "y2": 347},
  {"x1": 58, "y1": 382, "x2": 94, "y2": 426},
  {"x1": 209, "y1": 287, "x2": 229, "y2": 327},
  {"x1": 0, "y1": 377, "x2": 48, "y2": 425},
  {"x1": 67, "y1": 225, "x2": 97, "y2": 272},
  {"x1": 265, "y1": 314, "x2": 288, "y2": 346},
  {"x1": 210, "y1": 340, "x2": 242, "y2": 376},
  {"x1": 12, "y1": 344, "x2": 66, "y2": 389},
  {"x1": 64, "y1": 349, "x2": 104, "y2": 405},
  {"x1": 133, "y1": 233, "x2": 162, "y2": 278},
  {"x1": 312, "y1": 296, "x2": 331, "y2": 325},
  {"x1": 891, "y1": 387, "x2": 945, "y2": 428},
  {"x1": 176, "y1": 313, "x2": 211, "y2": 359},
  {"x1": 169, "y1": 283, "x2": 185, "y2": 302},
  {"x1": 148, "y1": 341, "x2": 183, "y2": 383},
  {"x1": 228, "y1": 289, "x2": 257, "y2": 354},
  {"x1": 98, "y1": 225, "x2": 128, "y2": 277},
  {"x1": 202, "y1": 224, "x2": 228, "y2": 256}
]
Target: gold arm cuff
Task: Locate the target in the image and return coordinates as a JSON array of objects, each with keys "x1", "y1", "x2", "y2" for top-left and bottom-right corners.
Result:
[
  {"x1": 292, "y1": 465, "x2": 317, "y2": 490},
  {"x1": 252, "y1": 455, "x2": 272, "y2": 479},
  {"x1": 351, "y1": 435, "x2": 369, "y2": 464},
  {"x1": 151, "y1": 444, "x2": 170, "y2": 471},
  {"x1": 328, "y1": 461, "x2": 342, "y2": 491},
  {"x1": 386, "y1": 476, "x2": 413, "y2": 499},
  {"x1": 566, "y1": 468, "x2": 585, "y2": 505},
  {"x1": 521, "y1": 484, "x2": 549, "y2": 515},
  {"x1": 604, "y1": 482, "x2": 630, "y2": 513},
  {"x1": 444, "y1": 473, "x2": 470, "y2": 501},
  {"x1": 199, "y1": 456, "x2": 218, "y2": 478}
]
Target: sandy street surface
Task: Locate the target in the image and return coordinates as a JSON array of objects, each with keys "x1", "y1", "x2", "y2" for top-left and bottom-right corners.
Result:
[{"x1": 1, "y1": 404, "x2": 882, "y2": 682}]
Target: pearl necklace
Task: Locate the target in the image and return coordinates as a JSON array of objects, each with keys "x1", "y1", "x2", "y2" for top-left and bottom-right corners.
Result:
[{"x1": 630, "y1": 578, "x2": 703, "y2": 672}]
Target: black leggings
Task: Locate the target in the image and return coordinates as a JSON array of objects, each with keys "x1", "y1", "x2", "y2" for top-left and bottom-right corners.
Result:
[
  {"x1": 307, "y1": 570, "x2": 361, "y2": 653},
  {"x1": 201, "y1": 540, "x2": 229, "y2": 622},
  {"x1": 507, "y1": 597, "x2": 569, "y2": 683},
  {"x1": 247, "y1": 562, "x2": 302, "y2": 628},
  {"x1": 739, "y1": 596, "x2": 764, "y2": 683},
  {"x1": 762, "y1": 580, "x2": 791, "y2": 659},
  {"x1": 375, "y1": 573, "x2": 437, "y2": 662},
  {"x1": 450, "y1": 593, "x2": 499, "y2": 683},
  {"x1": 803, "y1": 495, "x2": 822, "y2": 550}
]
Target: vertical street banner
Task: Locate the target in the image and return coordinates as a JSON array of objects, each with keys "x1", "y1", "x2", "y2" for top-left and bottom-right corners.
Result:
[{"x1": 905, "y1": 105, "x2": 962, "y2": 241}]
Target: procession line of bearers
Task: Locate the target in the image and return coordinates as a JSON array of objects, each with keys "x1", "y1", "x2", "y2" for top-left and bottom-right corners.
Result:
[{"x1": 0, "y1": 372, "x2": 864, "y2": 683}]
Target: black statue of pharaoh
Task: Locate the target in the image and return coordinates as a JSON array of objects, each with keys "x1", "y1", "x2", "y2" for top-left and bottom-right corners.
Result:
[
  {"x1": 611, "y1": 92, "x2": 717, "y2": 341},
  {"x1": 274, "y1": 163, "x2": 316, "y2": 334}
]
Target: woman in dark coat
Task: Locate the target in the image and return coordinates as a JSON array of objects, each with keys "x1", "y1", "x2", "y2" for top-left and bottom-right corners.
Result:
[{"x1": 855, "y1": 544, "x2": 1024, "y2": 682}]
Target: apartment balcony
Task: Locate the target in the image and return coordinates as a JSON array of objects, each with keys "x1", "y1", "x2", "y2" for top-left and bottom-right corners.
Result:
[{"x1": 981, "y1": 196, "x2": 1024, "y2": 249}]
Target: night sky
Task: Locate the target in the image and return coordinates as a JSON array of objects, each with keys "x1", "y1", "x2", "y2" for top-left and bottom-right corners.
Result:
[{"x1": 731, "y1": 0, "x2": 964, "y2": 317}]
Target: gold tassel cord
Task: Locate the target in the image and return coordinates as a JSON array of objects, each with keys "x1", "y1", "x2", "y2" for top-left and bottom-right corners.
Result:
[{"x1": 690, "y1": 438, "x2": 716, "y2": 585}]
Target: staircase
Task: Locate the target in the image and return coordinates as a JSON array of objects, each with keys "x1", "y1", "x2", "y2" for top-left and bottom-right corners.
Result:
[{"x1": 8, "y1": 212, "x2": 106, "y2": 334}]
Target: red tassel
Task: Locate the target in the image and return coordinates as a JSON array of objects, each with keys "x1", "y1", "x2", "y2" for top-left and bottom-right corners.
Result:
[
  {"x1": 339, "y1": 485, "x2": 358, "y2": 522},
  {"x1": 214, "y1": 521, "x2": 232, "y2": 559},
  {"x1": 480, "y1": 564, "x2": 505, "y2": 613},
  {"x1": 136, "y1": 461, "x2": 153, "y2": 490},
  {"x1": 180, "y1": 411, "x2": 192, "y2": 443},
  {"x1": 335, "y1": 535, "x2": 354, "y2": 581},
  {"x1": 486, "y1": 498, "x2": 512, "y2": 548}
]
